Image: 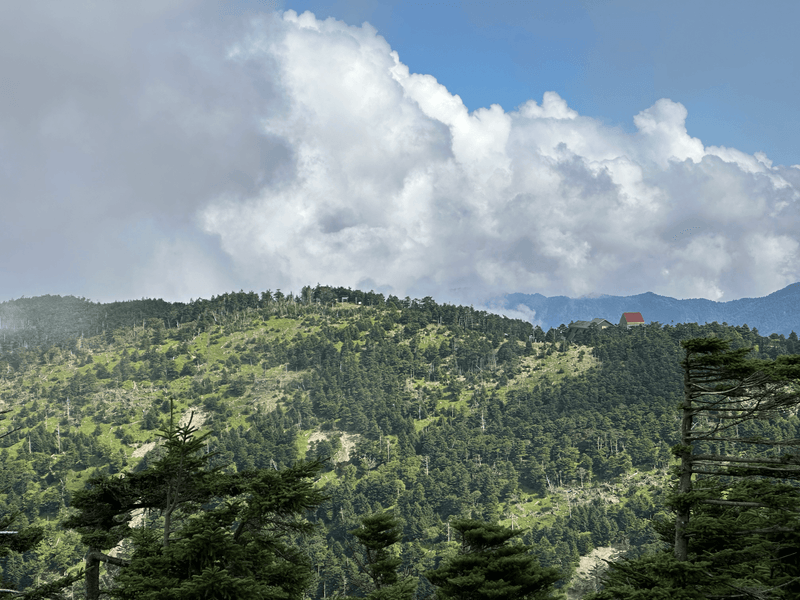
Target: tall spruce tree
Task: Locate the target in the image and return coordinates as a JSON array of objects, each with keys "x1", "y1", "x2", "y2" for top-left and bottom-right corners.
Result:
[
  {"x1": 589, "y1": 337, "x2": 800, "y2": 599},
  {"x1": 673, "y1": 338, "x2": 800, "y2": 562},
  {"x1": 110, "y1": 461, "x2": 327, "y2": 600}
]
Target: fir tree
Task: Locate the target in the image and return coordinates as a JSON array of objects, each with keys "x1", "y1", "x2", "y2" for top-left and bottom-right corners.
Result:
[
  {"x1": 425, "y1": 519, "x2": 561, "y2": 600},
  {"x1": 589, "y1": 337, "x2": 800, "y2": 599},
  {"x1": 62, "y1": 404, "x2": 327, "y2": 600},
  {"x1": 345, "y1": 512, "x2": 417, "y2": 600}
]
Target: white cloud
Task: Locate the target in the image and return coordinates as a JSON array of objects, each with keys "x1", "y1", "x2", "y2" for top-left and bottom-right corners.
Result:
[
  {"x1": 633, "y1": 98, "x2": 705, "y2": 167},
  {"x1": 1, "y1": 5, "x2": 798, "y2": 304},
  {"x1": 178, "y1": 9, "x2": 800, "y2": 302},
  {"x1": 479, "y1": 302, "x2": 542, "y2": 329},
  {"x1": 198, "y1": 8, "x2": 800, "y2": 303},
  {"x1": 744, "y1": 232, "x2": 800, "y2": 294}
]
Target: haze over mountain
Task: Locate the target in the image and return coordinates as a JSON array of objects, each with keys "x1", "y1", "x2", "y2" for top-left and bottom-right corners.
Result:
[
  {"x1": 1, "y1": 1, "x2": 799, "y2": 307},
  {"x1": 500, "y1": 281, "x2": 800, "y2": 336}
]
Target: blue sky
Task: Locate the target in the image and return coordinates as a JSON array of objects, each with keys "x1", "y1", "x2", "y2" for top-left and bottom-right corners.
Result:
[
  {"x1": 274, "y1": 0, "x2": 800, "y2": 167},
  {"x1": 0, "y1": 0, "x2": 798, "y2": 308}
]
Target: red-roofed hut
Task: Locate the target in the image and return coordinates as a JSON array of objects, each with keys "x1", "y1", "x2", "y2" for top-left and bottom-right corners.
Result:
[{"x1": 620, "y1": 312, "x2": 645, "y2": 329}]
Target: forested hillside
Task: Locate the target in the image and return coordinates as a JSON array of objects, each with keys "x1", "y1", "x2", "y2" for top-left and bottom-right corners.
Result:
[{"x1": 0, "y1": 286, "x2": 798, "y2": 598}]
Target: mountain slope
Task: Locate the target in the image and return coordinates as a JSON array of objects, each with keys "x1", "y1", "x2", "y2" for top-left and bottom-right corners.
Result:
[{"x1": 0, "y1": 287, "x2": 798, "y2": 598}]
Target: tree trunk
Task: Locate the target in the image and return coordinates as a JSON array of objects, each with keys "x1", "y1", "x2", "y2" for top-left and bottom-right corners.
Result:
[
  {"x1": 85, "y1": 549, "x2": 130, "y2": 600},
  {"x1": 86, "y1": 548, "x2": 100, "y2": 600},
  {"x1": 163, "y1": 500, "x2": 173, "y2": 547},
  {"x1": 674, "y1": 371, "x2": 693, "y2": 562}
]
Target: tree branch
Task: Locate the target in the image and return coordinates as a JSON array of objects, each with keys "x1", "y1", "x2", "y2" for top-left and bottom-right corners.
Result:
[
  {"x1": 691, "y1": 454, "x2": 800, "y2": 466},
  {"x1": 687, "y1": 436, "x2": 800, "y2": 446},
  {"x1": 86, "y1": 550, "x2": 131, "y2": 568},
  {"x1": 725, "y1": 526, "x2": 796, "y2": 535},
  {"x1": 690, "y1": 466, "x2": 800, "y2": 477},
  {"x1": 700, "y1": 499, "x2": 779, "y2": 509}
]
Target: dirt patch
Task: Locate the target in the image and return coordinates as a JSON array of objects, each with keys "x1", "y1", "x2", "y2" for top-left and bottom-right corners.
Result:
[
  {"x1": 129, "y1": 508, "x2": 146, "y2": 528},
  {"x1": 567, "y1": 545, "x2": 625, "y2": 599},
  {"x1": 179, "y1": 407, "x2": 207, "y2": 429},
  {"x1": 308, "y1": 430, "x2": 361, "y2": 463},
  {"x1": 307, "y1": 431, "x2": 327, "y2": 444},
  {"x1": 338, "y1": 432, "x2": 359, "y2": 462},
  {"x1": 132, "y1": 441, "x2": 157, "y2": 458}
]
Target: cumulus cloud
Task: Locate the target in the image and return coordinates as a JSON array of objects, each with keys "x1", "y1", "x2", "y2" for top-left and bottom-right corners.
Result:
[{"x1": 1, "y1": 4, "x2": 798, "y2": 304}]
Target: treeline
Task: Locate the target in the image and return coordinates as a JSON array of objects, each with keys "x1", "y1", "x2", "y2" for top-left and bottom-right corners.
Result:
[{"x1": 0, "y1": 285, "x2": 538, "y2": 353}]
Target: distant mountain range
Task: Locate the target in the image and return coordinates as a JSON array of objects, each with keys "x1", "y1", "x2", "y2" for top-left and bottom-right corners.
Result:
[{"x1": 502, "y1": 282, "x2": 800, "y2": 337}]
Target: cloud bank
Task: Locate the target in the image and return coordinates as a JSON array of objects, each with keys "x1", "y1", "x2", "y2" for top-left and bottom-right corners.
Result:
[{"x1": 2, "y1": 3, "x2": 798, "y2": 304}]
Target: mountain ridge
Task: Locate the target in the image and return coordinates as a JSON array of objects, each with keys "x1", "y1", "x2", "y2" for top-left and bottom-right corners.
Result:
[{"x1": 502, "y1": 282, "x2": 800, "y2": 336}]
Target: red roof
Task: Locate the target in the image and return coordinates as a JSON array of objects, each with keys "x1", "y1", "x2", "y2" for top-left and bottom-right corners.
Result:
[{"x1": 622, "y1": 312, "x2": 644, "y2": 323}]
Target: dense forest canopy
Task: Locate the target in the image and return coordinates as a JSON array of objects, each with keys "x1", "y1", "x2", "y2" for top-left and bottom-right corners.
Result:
[{"x1": 0, "y1": 286, "x2": 797, "y2": 598}]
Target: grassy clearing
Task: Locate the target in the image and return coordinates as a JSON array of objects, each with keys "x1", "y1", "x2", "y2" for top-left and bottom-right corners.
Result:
[
  {"x1": 511, "y1": 342, "x2": 599, "y2": 390},
  {"x1": 413, "y1": 416, "x2": 439, "y2": 432},
  {"x1": 415, "y1": 325, "x2": 451, "y2": 351},
  {"x1": 295, "y1": 428, "x2": 316, "y2": 459},
  {"x1": 314, "y1": 470, "x2": 337, "y2": 488}
]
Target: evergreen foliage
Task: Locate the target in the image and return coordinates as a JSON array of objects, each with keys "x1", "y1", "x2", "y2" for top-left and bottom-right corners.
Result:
[
  {"x1": 588, "y1": 337, "x2": 800, "y2": 599},
  {"x1": 425, "y1": 519, "x2": 561, "y2": 600},
  {"x1": 345, "y1": 512, "x2": 416, "y2": 600},
  {"x1": 62, "y1": 404, "x2": 327, "y2": 599}
]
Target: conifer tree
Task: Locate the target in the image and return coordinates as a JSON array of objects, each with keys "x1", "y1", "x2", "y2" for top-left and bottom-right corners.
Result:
[
  {"x1": 425, "y1": 519, "x2": 561, "y2": 600},
  {"x1": 111, "y1": 461, "x2": 326, "y2": 600},
  {"x1": 345, "y1": 512, "x2": 417, "y2": 600},
  {"x1": 62, "y1": 404, "x2": 327, "y2": 600},
  {"x1": 589, "y1": 337, "x2": 800, "y2": 599},
  {"x1": 672, "y1": 338, "x2": 800, "y2": 562}
]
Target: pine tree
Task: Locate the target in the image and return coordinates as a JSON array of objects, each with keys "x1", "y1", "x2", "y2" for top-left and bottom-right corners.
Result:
[
  {"x1": 345, "y1": 512, "x2": 417, "y2": 600},
  {"x1": 589, "y1": 337, "x2": 800, "y2": 599},
  {"x1": 112, "y1": 461, "x2": 327, "y2": 600},
  {"x1": 425, "y1": 519, "x2": 561, "y2": 600},
  {"x1": 62, "y1": 404, "x2": 327, "y2": 600}
]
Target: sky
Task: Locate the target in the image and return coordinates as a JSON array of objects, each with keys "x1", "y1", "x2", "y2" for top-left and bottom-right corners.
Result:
[{"x1": 1, "y1": 0, "x2": 799, "y2": 309}]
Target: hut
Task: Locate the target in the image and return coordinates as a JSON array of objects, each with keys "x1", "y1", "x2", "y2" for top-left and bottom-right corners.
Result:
[
  {"x1": 566, "y1": 317, "x2": 615, "y2": 340},
  {"x1": 619, "y1": 312, "x2": 645, "y2": 329}
]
